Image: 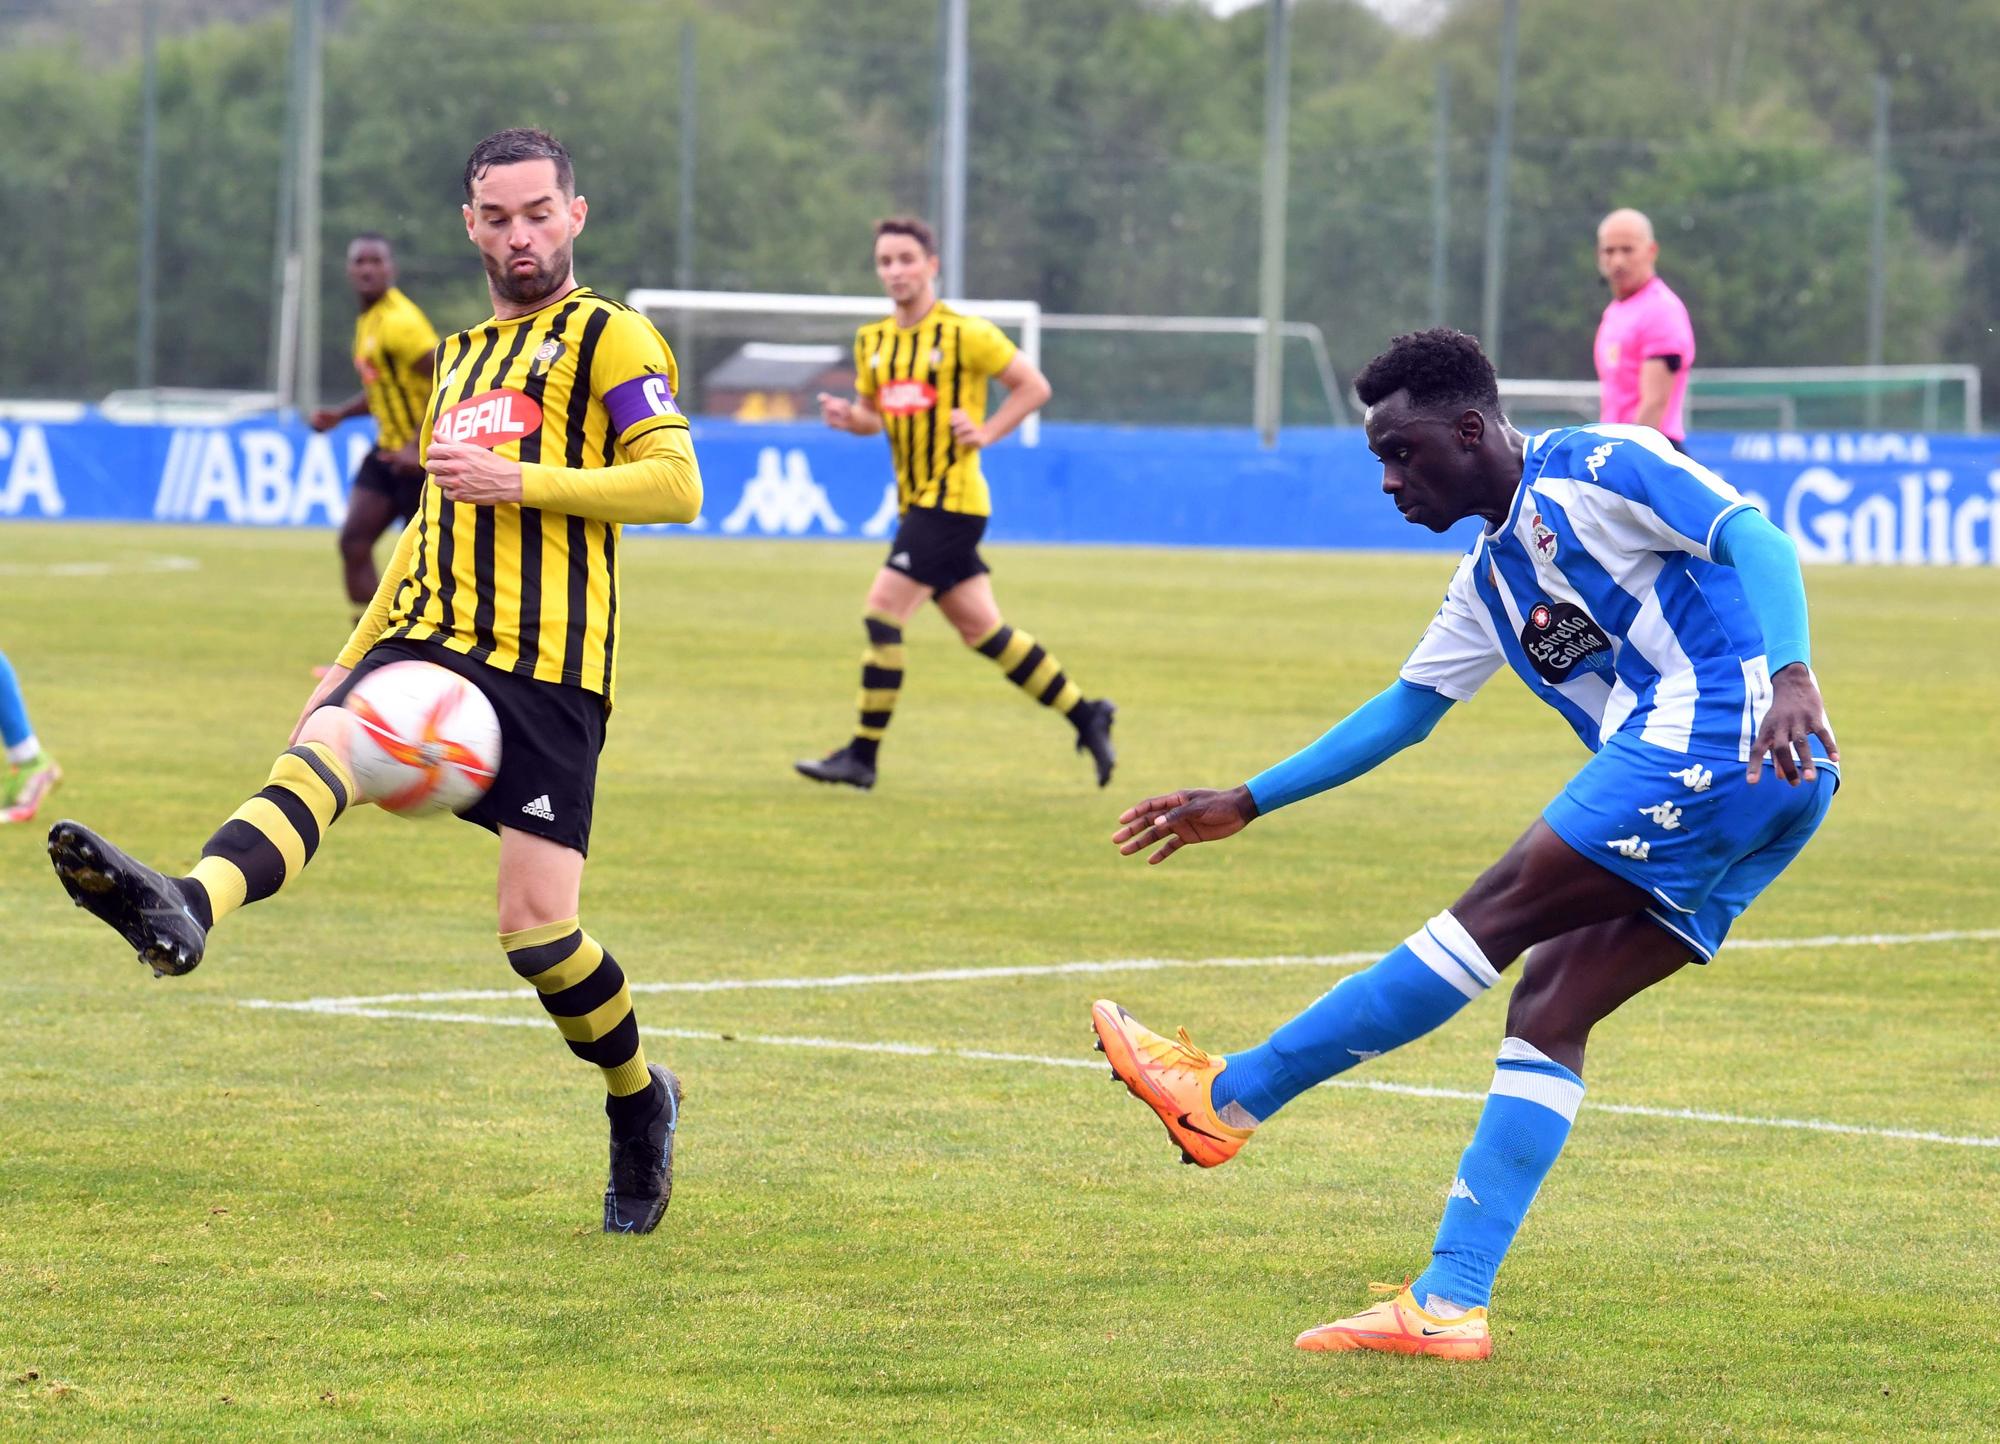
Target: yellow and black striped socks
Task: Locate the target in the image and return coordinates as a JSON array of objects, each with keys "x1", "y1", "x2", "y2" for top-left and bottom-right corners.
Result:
[
  {"x1": 177, "y1": 742, "x2": 353, "y2": 930},
  {"x1": 501, "y1": 919, "x2": 653, "y2": 1105},
  {"x1": 973, "y1": 621, "x2": 1084, "y2": 717},
  {"x1": 850, "y1": 609, "x2": 905, "y2": 767}
]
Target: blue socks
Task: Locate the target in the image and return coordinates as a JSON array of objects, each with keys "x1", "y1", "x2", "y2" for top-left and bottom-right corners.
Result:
[
  {"x1": 0, "y1": 652, "x2": 36, "y2": 758},
  {"x1": 1211, "y1": 911, "x2": 1498, "y2": 1122},
  {"x1": 1410, "y1": 1038, "x2": 1585, "y2": 1312}
]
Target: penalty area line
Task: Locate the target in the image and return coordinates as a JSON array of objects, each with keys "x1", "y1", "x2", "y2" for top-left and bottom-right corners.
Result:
[
  {"x1": 281, "y1": 1002, "x2": 2000, "y2": 1152},
  {"x1": 236, "y1": 926, "x2": 2000, "y2": 1014}
]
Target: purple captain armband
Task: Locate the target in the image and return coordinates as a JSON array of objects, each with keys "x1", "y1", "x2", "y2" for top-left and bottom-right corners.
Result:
[{"x1": 602, "y1": 372, "x2": 682, "y2": 435}]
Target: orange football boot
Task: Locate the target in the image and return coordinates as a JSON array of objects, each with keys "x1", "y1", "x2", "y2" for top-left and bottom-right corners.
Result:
[
  {"x1": 1090, "y1": 999, "x2": 1253, "y2": 1167},
  {"x1": 1294, "y1": 1282, "x2": 1492, "y2": 1360}
]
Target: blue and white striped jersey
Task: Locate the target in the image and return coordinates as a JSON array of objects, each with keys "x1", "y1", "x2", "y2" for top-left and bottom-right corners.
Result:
[{"x1": 1400, "y1": 424, "x2": 1772, "y2": 759}]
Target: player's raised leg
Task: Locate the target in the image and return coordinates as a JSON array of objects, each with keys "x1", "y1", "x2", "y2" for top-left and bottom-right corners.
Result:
[
  {"x1": 796, "y1": 567, "x2": 929, "y2": 789},
  {"x1": 47, "y1": 698, "x2": 359, "y2": 976},
  {"x1": 937, "y1": 574, "x2": 1117, "y2": 787},
  {"x1": 495, "y1": 828, "x2": 681, "y2": 1235}
]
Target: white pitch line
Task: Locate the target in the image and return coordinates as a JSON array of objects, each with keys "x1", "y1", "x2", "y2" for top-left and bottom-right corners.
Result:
[
  {"x1": 240, "y1": 926, "x2": 2000, "y2": 1014},
  {"x1": 283, "y1": 1003, "x2": 2000, "y2": 1151}
]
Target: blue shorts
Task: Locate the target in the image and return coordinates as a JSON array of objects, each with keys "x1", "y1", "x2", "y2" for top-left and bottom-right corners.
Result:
[{"x1": 1542, "y1": 731, "x2": 1837, "y2": 962}]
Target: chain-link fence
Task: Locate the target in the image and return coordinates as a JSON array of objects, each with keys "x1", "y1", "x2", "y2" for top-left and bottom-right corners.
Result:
[{"x1": 8, "y1": 0, "x2": 1997, "y2": 426}]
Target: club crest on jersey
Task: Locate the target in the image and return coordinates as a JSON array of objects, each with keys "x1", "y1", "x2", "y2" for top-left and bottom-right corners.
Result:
[
  {"x1": 528, "y1": 338, "x2": 566, "y2": 379},
  {"x1": 877, "y1": 378, "x2": 938, "y2": 415},
  {"x1": 1520, "y1": 599, "x2": 1614, "y2": 685},
  {"x1": 1530, "y1": 511, "x2": 1558, "y2": 560},
  {"x1": 434, "y1": 387, "x2": 543, "y2": 448}
]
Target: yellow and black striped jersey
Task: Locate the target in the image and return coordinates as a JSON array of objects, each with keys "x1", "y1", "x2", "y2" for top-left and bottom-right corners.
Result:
[
  {"x1": 352, "y1": 287, "x2": 439, "y2": 451},
  {"x1": 853, "y1": 302, "x2": 1016, "y2": 517},
  {"x1": 336, "y1": 287, "x2": 694, "y2": 705}
]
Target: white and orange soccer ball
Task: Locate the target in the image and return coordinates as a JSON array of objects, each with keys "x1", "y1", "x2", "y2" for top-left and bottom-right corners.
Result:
[{"x1": 343, "y1": 661, "x2": 501, "y2": 817}]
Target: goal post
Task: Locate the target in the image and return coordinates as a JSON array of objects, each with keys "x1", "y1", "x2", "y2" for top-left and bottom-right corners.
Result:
[{"x1": 626, "y1": 289, "x2": 1043, "y2": 446}]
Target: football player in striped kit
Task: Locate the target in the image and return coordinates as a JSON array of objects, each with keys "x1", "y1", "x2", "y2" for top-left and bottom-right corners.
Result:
[
  {"x1": 1094, "y1": 328, "x2": 1837, "y2": 1359},
  {"x1": 48, "y1": 129, "x2": 702, "y2": 1236},
  {"x1": 797, "y1": 217, "x2": 1115, "y2": 792}
]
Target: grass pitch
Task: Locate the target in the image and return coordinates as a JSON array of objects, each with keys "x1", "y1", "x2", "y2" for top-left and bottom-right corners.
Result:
[{"x1": 2, "y1": 524, "x2": 1997, "y2": 1441}]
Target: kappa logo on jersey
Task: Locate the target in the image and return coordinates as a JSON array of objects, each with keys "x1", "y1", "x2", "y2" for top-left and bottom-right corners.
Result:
[
  {"x1": 1638, "y1": 800, "x2": 1684, "y2": 830},
  {"x1": 876, "y1": 379, "x2": 939, "y2": 415},
  {"x1": 1520, "y1": 600, "x2": 1614, "y2": 685},
  {"x1": 1670, "y1": 763, "x2": 1714, "y2": 793},
  {"x1": 434, "y1": 388, "x2": 543, "y2": 449},
  {"x1": 1607, "y1": 835, "x2": 1651, "y2": 861},
  {"x1": 1530, "y1": 511, "x2": 1559, "y2": 560},
  {"x1": 1584, "y1": 440, "x2": 1621, "y2": 483}
]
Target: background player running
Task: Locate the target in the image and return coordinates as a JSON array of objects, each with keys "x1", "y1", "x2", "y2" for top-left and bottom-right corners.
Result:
[
  {"x1": 795, "y1": 217, "x2": 1115, "y2": 791},
  {"x1": 309, "y1": 232, "x2": 439, "y2": 622},
  {"x1": 1092, "y1": 328, "x2": 1838, "y2": 1360},
  {"x1": 48, "y1": 129, "x2": 702, "y2": 1235}
]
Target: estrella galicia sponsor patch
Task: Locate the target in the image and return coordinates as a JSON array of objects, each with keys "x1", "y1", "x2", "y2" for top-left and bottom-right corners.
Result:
[
  {"x1": 528, "y1": 337, "x2": 566, "y2": 379},
  {"x1": 1520, "y1": 600, "x2": 1613, "y2": 685}
]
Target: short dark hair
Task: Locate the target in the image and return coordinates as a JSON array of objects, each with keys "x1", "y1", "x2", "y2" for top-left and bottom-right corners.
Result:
[
  {"x1": 874, "y1": 216, "x2": 936, "y2": 256},
  {"x1": 1353, "y1": 327, "x2": 1501, "y2": 416},
  {"x1": 463, "y1": 128, "x2": 574, "y2": 202},
  {"x1": 349, "y1": 231, "x2": 391, "y2": 251}
]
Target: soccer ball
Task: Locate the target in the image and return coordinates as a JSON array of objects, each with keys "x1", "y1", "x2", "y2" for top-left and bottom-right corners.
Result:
[{"x1": 343, "y1": 661, "x2": 502, "y2": 817}]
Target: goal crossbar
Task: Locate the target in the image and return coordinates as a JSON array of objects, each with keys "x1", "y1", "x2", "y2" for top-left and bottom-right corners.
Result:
[{"x1": 627, "y1": 289, "x2": 1043, "y2": 445}]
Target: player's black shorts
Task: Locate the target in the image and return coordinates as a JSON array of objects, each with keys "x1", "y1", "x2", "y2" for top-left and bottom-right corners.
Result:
[
  {"x1": 350, "y1": 452, "x2": 426, "y2": 524},
  {"x1": 884, "y1": 507, "x2": 990, "y2": 594},
  {"x1": 324, "y1": 637, "x2": 607, "y2": 855}
]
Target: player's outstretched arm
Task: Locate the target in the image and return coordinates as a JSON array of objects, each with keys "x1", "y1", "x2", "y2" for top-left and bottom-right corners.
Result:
[
  {"x1": 1112, "y1": 680, "x2": 1455, "y2": 866},
  {"x1": 1711, "y1": 507, "x2": 1839, "y2": 784}
]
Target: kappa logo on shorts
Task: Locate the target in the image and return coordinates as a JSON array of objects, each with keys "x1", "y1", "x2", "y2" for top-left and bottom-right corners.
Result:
[
  {"x1": 1670, "y1": 763, "x2": 1715, "y2": 792},
  {"x1": 520, "y1": 794, "x2": 556, "y2": 822},
  {"x1": 434, "y1": 388, "x2": 543, "y2": 449},
  {"x1": 1638, "y1": 801, "x2": 1684, "y2": 830},
  {"x1": 1607, "y1": 835, "x2": 1651, "y2": 861}
]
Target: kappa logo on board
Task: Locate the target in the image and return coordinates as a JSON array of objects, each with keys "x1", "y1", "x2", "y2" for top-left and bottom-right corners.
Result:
[{"x1": 433, "y1": 388, "x2": 542, "y2": 449}]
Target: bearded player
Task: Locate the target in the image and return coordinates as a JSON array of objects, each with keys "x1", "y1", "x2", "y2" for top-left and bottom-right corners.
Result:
[
  {"x1": 48, "y1": 129, "x2": 702, "y2": 1235},
  {"x1": 1093, "y1": 328, "x2": 1837, "y2": 1358}
]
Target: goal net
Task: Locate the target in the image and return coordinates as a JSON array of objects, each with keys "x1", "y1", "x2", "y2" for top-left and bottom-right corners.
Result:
[{"x1": 1500, "y1": 365, "x2": 1982, "y2": 435}]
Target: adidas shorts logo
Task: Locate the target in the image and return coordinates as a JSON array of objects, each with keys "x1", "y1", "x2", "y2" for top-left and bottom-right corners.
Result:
[{"x1": 521, "y1": 794, "x2": 556, "y2": 822}]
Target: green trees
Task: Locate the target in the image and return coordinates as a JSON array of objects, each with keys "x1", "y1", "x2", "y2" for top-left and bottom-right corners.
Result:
[{"x1": 8, "y1": 0, "x2": 1992, "y2": 419}]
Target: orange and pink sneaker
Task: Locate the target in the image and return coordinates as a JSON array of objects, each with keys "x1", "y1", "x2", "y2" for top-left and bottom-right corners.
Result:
[
  {"x1": 1294, "y1": 1283, "x2": 1492, "y2": 1360},
  {"x1": 1089, "y1": 999, "x2": 1254, "y2": 1168}
]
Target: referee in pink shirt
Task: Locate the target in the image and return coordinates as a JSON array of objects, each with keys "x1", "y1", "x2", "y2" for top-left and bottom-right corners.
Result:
[{"x1": 1593, "y1": 208, "x2": 1696, "y2": 446}]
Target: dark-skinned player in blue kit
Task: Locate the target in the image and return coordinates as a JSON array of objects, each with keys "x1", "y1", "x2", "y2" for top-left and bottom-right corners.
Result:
[{"x1": 1092, "y1": 328, "x2": 1838, "y2": 1360}]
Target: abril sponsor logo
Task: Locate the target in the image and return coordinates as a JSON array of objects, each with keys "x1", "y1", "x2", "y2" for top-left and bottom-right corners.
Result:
[
  {"x1": 434, "y1": 388, "x2": 543, "y2": 448},
  {"x1": 876, "y1": 379, "x2": 937, "y2": 416}
]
